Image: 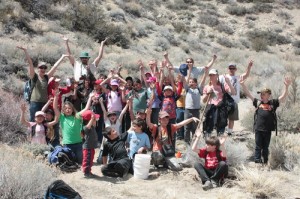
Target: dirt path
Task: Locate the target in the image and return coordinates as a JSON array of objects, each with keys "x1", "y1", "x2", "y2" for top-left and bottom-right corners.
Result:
[{"x1": 59, "y1": 99, "x2": 253, "y2": 199}]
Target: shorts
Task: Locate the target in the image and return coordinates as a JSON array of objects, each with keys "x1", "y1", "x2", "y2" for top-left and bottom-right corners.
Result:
[{"x1": 228, "y1": 102, "x2": 239, "y2": 121}]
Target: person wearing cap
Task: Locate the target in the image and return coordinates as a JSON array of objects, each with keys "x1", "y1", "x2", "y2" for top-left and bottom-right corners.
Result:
[
  {"x1": 164, "y1": 52, "x2": 217, "y2": 79},
  {"x1": 126, "y1": 78, "x2": 148, "y2": 115},
  {"x1": 219, "y1": 61, "x2": 253, "y2": 135},
  {"x1": 20, "y1": 92, "x2": 60, "y2": 145},
  {"x1": 101, "y1": 127, "x2": 132, "y2": 178},
  {"x1": 17, "y1": 46, "x2": 69, "y2": 121},
  {"x1": 47, "y1": 77, "x2": 71, "y2": 111},
  {"x1": 146, "y1": 109, "x2": 200, "y2": 170},
  {"x1": 63, "y1": 36, "x2": 108, "y2": 81},
  {"x1": 202, "y1": 69, "x2": 236, "y2": 136},
  {"x1": 81, "y1": 110, "x2": 100, "y2": 178},
  {"x1": 240, "y1": 76, "x2": 291, "y2": 164}
]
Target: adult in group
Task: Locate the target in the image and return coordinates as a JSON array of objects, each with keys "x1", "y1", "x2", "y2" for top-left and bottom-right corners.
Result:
[
  {"x1": 63, "y1": 36, "x2": 108, "y2": 81},
  {"x1": 219, "y1": 61, "x2": 253, "y2": 135},
  {"x1": 17, "y1": 46, "x2": 68, "y2": 121},
  {"x1": 101, "y1": 127, "x2": 132, "y2": 178},
  {"x1": 202, "y1": 69, "x2": 236, "y2": 136}
]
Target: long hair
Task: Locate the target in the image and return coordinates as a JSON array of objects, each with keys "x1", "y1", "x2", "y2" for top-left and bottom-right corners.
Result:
[{"x1": 62, "y1": 101, "x2": 77, "y2": 116}]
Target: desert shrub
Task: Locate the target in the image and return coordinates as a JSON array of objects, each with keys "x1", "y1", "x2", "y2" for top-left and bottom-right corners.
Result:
[
  {"x1": 154, "y1": 37, "x2": 170, "y2": 51},
  {"x1": 236, "y1": 166, "x2": 286, "y2": 198},
  {"x1": 241, "y1": 110, "x2": 255, "y2": 132},
  {"x1": 0, "y1": 145, "x2": 57, "y2": 198},
  {"x1": 240, "y1": 38, "x2": 251, "y2": 49},
  {"x1": 237, "y1": 0, "x2": 274, "y2": 2},
  {"x1": 250, "y1": 3, "x2": 273, "y2": 13},
  {"x1": 269, "y1": 134, "x2": 300, "y2": 170},
  {"x1": 296, "y1": 27, "x2": 300, "y2": 36},
  {"x1": 109, "y1": 9, "x2": 126, "y2": 22},
  {"x1": 22, "y1": 143, "x2": 52, "y2": 157},
  {"x1": 250, "y1": 37, "x2": 268, "y2": 52},
  {"x1": 225, "y1": 138, "x2": 250, "y2": 168},
  {"x1": 198, "y1": 13, "x2": 219, "y2": 27},
  {"x1": 216, "y1": 0, "x2": 230, "y2": 3},
  {"x1": 217, "y1": 37, "x2": 235, "y2": 48},
  {"x1": 276, "y1": 11, "x2": 291, "y2": 20},
  {"x1": 172, "y1": 21, "x2": 190, "y2": 33},
  {"x1": 226, "y1": 5, "x2": 248, "y2": 16},
  {"x1": 166, "y1": 0, "x2": 189, "y2": 10},
  {"x1": 294, "y1": 48, "x2": 300, "y2": 55},
  {"x1": 292, "y1": 40, "x2": 300, "y2": 48},
  {"x1": 119, "y1": 2, "x2": 142, "y2": 17},
  {"x1": 246, "y1": 15, "x2": 257, "y2": 21},
  {"x1": 15, "y1": 0, "x2": 52, "y2": 18},
  {"x1": 0, "y1": 88, "x2": 27, "y2": 145},
  {"x1": 277, "y1": 103, "x2": 300, "y2": 132},
  {"x1": 216, "y1": 23, "x2": 234, "y2": 35}
]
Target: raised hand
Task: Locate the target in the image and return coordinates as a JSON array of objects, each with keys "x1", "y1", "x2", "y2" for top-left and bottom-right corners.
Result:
[
  {"x1": 195, "y1": 128, "x2": 202, "y2": 137},
  {"x1": 213, "y1": 54, "x2": 217, "y2": 61},
  {"x1": 20, "y1": 103, "x2": 27, "y2": 112},
  {"x1": 145, "y1": 108, "x2": 152, "y2": 115},
  {"x1": 239, "y1": 75, "x2": 246, "y2": 85},
  {"x1": 62, "y1": 36, "x2": 69, "y2": 42},
  {"x1": 16, "y1": 46, "x2": 27, "y2": 51},
  {"x1": 284, "y1": 77, "x2": 292, "y2": 87},
  {"x1": 219, "y1": 135, "x2": 227, "y2": 146},
  {"x1": 248, "y1": 60, "x2": 254, "y2": 68},
  {"x1": 163, "y1": 51, "x2": 168, "y2": 59}
]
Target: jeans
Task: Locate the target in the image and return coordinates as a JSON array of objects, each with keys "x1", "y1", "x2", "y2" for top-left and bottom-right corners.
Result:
[
  {"x1": 29, "y1": 101, "x2": 46, "y2": 122},
  {"x1": 184, "y1": 109, "x2": 199, "y2": 143},
  {"x1": 65, "y1": 142, "x2": 83, "y2": 164},
  {"x1": 101, "y1": 158, "x2": 132, "y2": 177},
  {"x1": 176, "y1": 108, "x2": 185, "y2": 139},
  {"x1": 151, "y1": 108, "x2": 160, "y2": 125},
  {"x1": 194, "y1": 161, "x2": 228, "y2": 183},
  {"x1": 255, "y1": 130, "x2": 271, "y2": 163},
  {"x1": 95, "y1": 117, "x2": 104, "y2": 143}
]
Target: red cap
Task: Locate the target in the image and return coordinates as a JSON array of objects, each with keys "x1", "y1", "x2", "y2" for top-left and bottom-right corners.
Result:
[
  {"x1": 94, "y1": 79, "x2": 103, "y2": 85},
  {"x1": 81, "y1": 110, "x2": 100, "y2": 121},
  {"x1": 146, "y1": 76, "x2": 157, "y2": 83}
]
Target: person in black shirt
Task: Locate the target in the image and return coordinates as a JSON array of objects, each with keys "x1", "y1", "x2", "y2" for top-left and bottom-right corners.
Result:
[
  {"x1": 101, "y1": 127, "x2": 132, "y2": 178},
  {"x1": 240, "y1": 76, "x2": 291, "y2": 164}
]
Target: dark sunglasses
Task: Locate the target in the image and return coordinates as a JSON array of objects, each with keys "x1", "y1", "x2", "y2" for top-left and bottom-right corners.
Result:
[
  {"x1": 39, "y1": 66, "x2": 47, "y2": 69},
  {"x1": 228, "y1": 68, "x2": 236, "y2": 70},
  {"x1": 186, "y1": 61, "x2": 193, "y2": 63}
]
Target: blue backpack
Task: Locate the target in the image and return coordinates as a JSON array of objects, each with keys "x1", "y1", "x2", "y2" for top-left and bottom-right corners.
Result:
[{"x1": 48, "y1": 146, "x2": 79, "y2": 172}]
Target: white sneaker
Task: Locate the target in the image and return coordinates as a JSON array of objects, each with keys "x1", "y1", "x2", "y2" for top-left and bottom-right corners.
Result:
[{"x1": 202, "y1": 180, "x2": 213, "y2": 191}]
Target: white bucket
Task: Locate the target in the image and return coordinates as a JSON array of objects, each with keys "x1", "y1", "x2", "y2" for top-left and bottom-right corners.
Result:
[{"x1": 133, "y1": 154, "x2": 151, "y2": 180}]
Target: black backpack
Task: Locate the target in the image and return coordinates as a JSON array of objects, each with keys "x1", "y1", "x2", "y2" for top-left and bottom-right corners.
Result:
[
  {"x1": 220, "y1": 83, "x2": 235, "y2": 115},
  {"x1": 44, "y1": 180, "x2": 82, "y2": 199}
]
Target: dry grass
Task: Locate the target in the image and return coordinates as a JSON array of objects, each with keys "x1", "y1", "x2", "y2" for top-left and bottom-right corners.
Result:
[{"x1": 0, "y1": 145, "x2": 57, "y2": 199}]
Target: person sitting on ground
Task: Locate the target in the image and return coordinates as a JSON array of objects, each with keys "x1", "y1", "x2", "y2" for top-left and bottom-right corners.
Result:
[
  {"x1": 17, "y1": 46, "x2": 68, "y2": 121},
  {"x1": 240, "y1": 76, "x2": 291, "y2": 164},
  {"x1": 81, "y1": 110, "x2": 100, "y2": 178},
  {"x1": 146, "y1": 109, "x2": 200, "y2": 171},
  {"x1": 126, "y1": 119, "x2": 151, "y2": 160},
  {"x1": 101, "y1": 127, "x2": 132, "y2": 178},
  {"x1": 192, "y1": 129, "x2": 228, "y2": 191},
  {"x1": 20, "y1": 92, "x2": 59, "y2": 145}
]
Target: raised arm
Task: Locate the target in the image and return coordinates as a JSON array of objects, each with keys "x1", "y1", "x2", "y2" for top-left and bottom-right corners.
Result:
[
  {"x1": 17, "y1": 46, "x2": 35, "y2": 79},
  {"x1": 79, "y1": 93, "x2": 93, "y2": 114},
  {"x1": 205, "y1": 55, "x2": 217, "y2": 70},
  {"x1": 41, "y1": 98, "x2": 53, "y2": 112},
  {"x1": 47, "y1": 90, "x2": 60, "y2": 127},
  {"x1": 93, "y1": 37, "x2": 108, "y2": 67},
  {"x1": 99, "y1": 97, "x2": 108, "y2": 120},
  {"x1": 20, "y1": 103, "x2": 30, "y2": 128},
  {"x1": 118, "y1": 102, "x2": 129, "y2": 124},
  {"x1": 145, "y1": 108, "x2": 154, "y2": 130},
  {"x1": 47, "y1": 54, "x2": 69, "y2": 78},
  {"x1": 138, "y1": 60, "x2": 149, "y2": 87},
  {"x1": 85, "y1": 114, "x2": 95, "y2": 130},
  {"x1": 62, "y1": 36, "x2": 75, "y2": 66},
  {"x1": 175, "y1": 117, "x2": 200, "y2": 130},
  {"x1": 278, "y1": 77, "x2": 291, "y2": 103},
  {"x1": 192, "y1": 129, "x2": 202, "y2": 152},
  {"x1": 240, "y1": 60, "x2": 253, "y2": 80},
  {"x1": 219, "y1": 135, "x2": 227, "y2": 157},
  {"x1": 199, "y1": 68, "x2": 209, "y2": 88},
  {"x1": 239, "y1": 76, "x2": 254, "y2": 102}
]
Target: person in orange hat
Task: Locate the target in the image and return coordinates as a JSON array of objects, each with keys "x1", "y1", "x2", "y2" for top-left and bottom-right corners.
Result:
[{"x1": 81, "y1": 110, "x2": 100, "y2": 178}]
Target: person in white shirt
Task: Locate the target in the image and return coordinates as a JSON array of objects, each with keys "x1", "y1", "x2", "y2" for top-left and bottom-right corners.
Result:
[
  {"x1": 218, "y1": 61, "x2": 253, "y2": 135},
  {"x1": 63, "y1": 37, "x2": 108, "y2": 81}
]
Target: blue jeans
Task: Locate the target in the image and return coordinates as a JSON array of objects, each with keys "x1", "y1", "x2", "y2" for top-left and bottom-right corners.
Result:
[
  {"x1": 255, "y1": 130, "x2": 271, "y2": 163},
  {"x1": 176, "y1": 108, "x2": 185, "y2": 139},
  {"x1": 29, "y1": 101, "x2": 46, "y2": 122},
  {"x1": 65, "y1": 142, "x2": 83, "y2": 164}
]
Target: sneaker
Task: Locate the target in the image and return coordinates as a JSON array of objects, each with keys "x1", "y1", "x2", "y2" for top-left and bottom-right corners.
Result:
[
  {"x1": 202, "y1": 180, "x2": 213, "y2": 191},
  {"x1": 254, "y1": 159, "x2": 263, "y2": 164},
  {"x1": 211, "y1": 179, "x2": 218, "y2": 188},
  {"x1": 84, "y1": 173, "x2": 96, "y2": 178}
]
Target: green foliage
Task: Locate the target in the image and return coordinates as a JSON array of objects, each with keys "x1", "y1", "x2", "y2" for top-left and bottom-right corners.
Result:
[
  {"x1": 251, "y1": 38, "x2": 269, "y2": 52},
  {"x1": 172, "y1": 21, "x2": 190, "y2": 33}
]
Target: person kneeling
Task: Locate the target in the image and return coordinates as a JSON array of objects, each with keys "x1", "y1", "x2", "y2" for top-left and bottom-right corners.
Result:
[
  {"x1": 101, "y1": 127, "x2": 132, "y2": 178},
  {"x1": 192, "y1": 130, "x2": 228, "y2": 191}
]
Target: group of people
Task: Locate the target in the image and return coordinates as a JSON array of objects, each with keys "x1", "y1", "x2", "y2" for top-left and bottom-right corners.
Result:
[{"x1": 18, "y1": 37, "x2": 291, "y2": 190}]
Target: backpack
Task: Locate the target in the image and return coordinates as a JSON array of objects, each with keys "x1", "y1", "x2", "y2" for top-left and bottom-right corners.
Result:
[
  {"x1": 253, "y1": 100, "x2": 278, "y2": 136},
  {"x1": 220, "y1": 83, "x2": 235, "y2": 115},
  {"x1": 48, "y1": 146, "x2": 79, "y2": 172},
  {"x1": 24, "y1": 74, "x2": 49, "y2": 102},
  {"x1": 44, "y1": 180, "x2": 82, "y2": 199}
]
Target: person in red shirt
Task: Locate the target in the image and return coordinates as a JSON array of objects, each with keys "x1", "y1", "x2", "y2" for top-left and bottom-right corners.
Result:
[
  {"x1": 192, "y1": 129, "x2": 228, "y2": 191},
  {"x1": 48, "y1": 77, "x2": 71, "y2": 110}
]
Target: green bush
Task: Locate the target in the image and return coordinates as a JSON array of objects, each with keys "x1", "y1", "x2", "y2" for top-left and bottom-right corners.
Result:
[
  {"x1": 119, "y1": 2, "x2": 142, "y2": 17},
  {"x1": 172, "y1": 21, "x2": 190, "y2": 33},
  {"x1": 251, "y1": 38, "x2": 268, "y2": 52}
]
